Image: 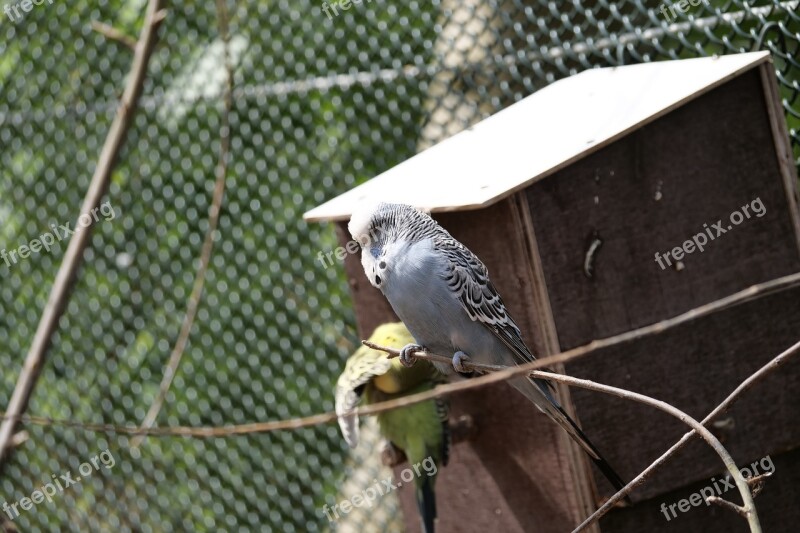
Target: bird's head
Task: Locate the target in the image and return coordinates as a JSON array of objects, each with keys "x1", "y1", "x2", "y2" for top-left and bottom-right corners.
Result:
[{"x1": 348, "y1": 202, "x2": 423, "y2": 290}]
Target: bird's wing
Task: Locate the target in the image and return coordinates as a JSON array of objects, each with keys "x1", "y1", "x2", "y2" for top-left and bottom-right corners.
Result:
[
  {"x1": 436, "y1": 235, "x2": 537, "y2": 367},
  {"x1": 335, "y1": 346, "x2": 392, "y2": 448},
  {"x1": 434, "y1": 233, "x2": 628, "y2": 495}
]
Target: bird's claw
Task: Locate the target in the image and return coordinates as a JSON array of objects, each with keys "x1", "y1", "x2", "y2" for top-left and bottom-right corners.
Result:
[
  {"x1": 452, "y1": 351, "x2": 472, "y2": 373},
  {"x1": 399, "y1": 343, "x2": 423, "y2": 367}
]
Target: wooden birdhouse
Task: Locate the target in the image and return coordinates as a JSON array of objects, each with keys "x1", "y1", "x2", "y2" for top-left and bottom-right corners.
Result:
[{"x1": 304, "y1": 51, "x2": 800, "y2": 532}]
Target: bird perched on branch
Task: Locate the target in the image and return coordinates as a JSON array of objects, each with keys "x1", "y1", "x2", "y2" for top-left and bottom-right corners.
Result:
[
  {"x1": 336, "y1": 322, "x2": 449, "y2": 533},
  {"x1": 348, "y1": 202, "x2": 627, "y2": 494}
]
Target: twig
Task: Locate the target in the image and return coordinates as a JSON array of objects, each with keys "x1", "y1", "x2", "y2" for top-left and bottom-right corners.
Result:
[
  {"x1": 0, "y1": 0, "x2": 166, "y2": 467},
  {"x1": 748, "y1": 472, "x2": 772, "y2": 498},
  {"x1": 365, "y1": 271, "x2": 800, "y2": 387},
  {"x1": 368, "y1": 335, "x2": 762, "y2": 529},
  {"x1": 363, "y1": 340, "x2": 504, "y2": 370},
  {"x1": 131, "y1": 0, "x2": 233, "y2": 449},
  {"x1": 90, "y1": 21, "x2": 137, "y2": 51},
  {"x1": 574, "y1": 337, "x2": 800, "y2": 531},
  {"x1": 369, "y1": 340, "x2": 763, "y2": 530},
  {"x1": 0, "y1": 275, "x2": 797, "y2": 440},
  {"x1": 526, "y1": 370, "x2": 761, "y2": 531},
  {"x1": 0, "y1": 337, "x2": 796, "y2": 447},
  {"x1": 707, "y1": 496, "x2": 749, "y2": 518}
]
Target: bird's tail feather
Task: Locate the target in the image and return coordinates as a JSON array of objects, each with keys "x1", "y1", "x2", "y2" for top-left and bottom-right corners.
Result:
[
  {"x1": 554, "y1": 402, "x2": 628, "y2": 495},
  {"x1": 511, "y1": 376, "x2": 629, "y2": 497},
  {"x1": 416, "y1": 477, "x2": 437, "y2": 533}
]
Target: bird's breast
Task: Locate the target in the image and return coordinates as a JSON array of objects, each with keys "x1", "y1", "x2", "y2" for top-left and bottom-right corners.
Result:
[{"x1": 382, "y1": 246, "x2": 470, "y2": 355}]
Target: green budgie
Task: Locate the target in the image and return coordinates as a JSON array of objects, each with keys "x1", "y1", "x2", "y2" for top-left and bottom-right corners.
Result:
[{"x1": 335, "y1": 322, "x2": 449, "y2": 533}]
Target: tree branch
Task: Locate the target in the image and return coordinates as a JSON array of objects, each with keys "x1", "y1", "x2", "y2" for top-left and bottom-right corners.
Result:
[
  {"x1": 131, "y1": 0, "x2": 233, "y2": 449},
  {"x1": 365, "y1": 337, "x2": 765, "y2": 531},
  {"x1": 90, "y1": 21, "x2": 137, "y2": 51},
  {"x1": 0, "y1": 0, "x2": 166, "y2": 467},
  {"x1": 525, "y1": 370, "x2": 761, "y2": 532},
  {"x1": 707, "y1": 495, "x2": 749, "y2": 518},
  {"x1": 573, "y1": 337, "x2": 800, "y2": 531}
]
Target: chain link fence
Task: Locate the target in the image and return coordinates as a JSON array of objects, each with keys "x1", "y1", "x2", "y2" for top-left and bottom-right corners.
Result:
[{"x1": 0, "y1": 0, "x2": 797, "y2": 531}]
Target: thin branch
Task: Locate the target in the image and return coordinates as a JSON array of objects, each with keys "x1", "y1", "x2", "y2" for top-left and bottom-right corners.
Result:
[
  {"x1": 131, "y1": 0, "x2": 233, "y2": 449},
  {"x1": 525, "y1": 370, "x2": 760, "y2": 532},
  {"x1": 368, "y1": 340, "x2": 765, "y2": 530},
  {"x1": 0, "y1": 275, "x2": 796, "y2": 440},
  {"x1": 707, "y1": 496, "x2": 749, "y2": 518},
  {"x1": 90, "y1": 21, "x2": 137, "y2": 51},
  {"x1": 574, "y1": 337, "x2": 800, "y2": 531},
  {"x1": 368, "y1": 337, "x2": 763, "y2": 530},
  {"x1": 0, "y1": 337, "x2": 796, "y2": 447},
  {"x1": 366, "y1": 271, "x2": 800, "y2": 379},
  {"x1": 0, "y1": 0, "x2": 166, "y2": 467}
]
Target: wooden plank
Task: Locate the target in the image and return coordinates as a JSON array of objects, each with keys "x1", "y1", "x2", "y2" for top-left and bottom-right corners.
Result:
[
  {"x1": 758, "y1": 62, "x2": 800, "y2": 256},
  {"x1": 305, "y1": 52, "x2": 771, "y2": 222},
  {"x1": 526, "y1": 68, "x2": 800, "y2": 349},
  {"x1": 512, "y1": 192, "x2": 602, "y2": 531}
]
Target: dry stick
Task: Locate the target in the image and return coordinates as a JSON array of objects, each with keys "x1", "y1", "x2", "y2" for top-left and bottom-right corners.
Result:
[
  {"x1": 131, "y1": 0, "x2": 233, "y2": 449},
  {"x1": 0, "y1": 0, "x2": 166, "y2": 466},
  {"x1": 371, "y1": 345, "x2": 777, "y2": 531},
  {"x1": 374, "y1": 348, "x2": 766, "y2": 527},
  {"x1": 370, "y1": 343, "x2": 796, "y2": 532},
  {"x1": 0, "y1": 272, "x2": 798, "y2": 437},
  {"x1": 574, "y1": 337, "x2": 800, "y2": 532},
  {"x1": 523, "y1": 370, "x2": 761, "y2": 532},
  {"x1": 90, "y1": 21, "x2": 137, "y2": 51},
  {"x1": 707, "y1": 495, "x2": 750, "y2": 518},
  {"x1": 0, "y1": 336, "x2": 797, "y2": 443},
  {"x1": 359, "y1": 269, "x2": 800, "y2": 400}
]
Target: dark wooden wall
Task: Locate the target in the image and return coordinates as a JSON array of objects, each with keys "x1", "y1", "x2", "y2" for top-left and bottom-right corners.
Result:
[{"x1": 527, "y1": 68, "x2": 800, "y2": 349}]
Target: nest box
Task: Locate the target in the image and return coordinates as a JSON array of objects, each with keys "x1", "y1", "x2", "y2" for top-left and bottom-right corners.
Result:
[{"x1": 305, "y1": 51, "x2": 800, "y2": 532}]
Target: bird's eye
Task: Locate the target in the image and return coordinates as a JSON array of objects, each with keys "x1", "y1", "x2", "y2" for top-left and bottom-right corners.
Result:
[{"x1": 379, "y1": 261, "x2": 386, "y2": 269}]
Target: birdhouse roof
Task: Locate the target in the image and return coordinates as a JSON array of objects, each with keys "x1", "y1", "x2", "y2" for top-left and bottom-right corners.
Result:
[{"x1": 303, "y1": 51, "x2": 771, "y2": 222}]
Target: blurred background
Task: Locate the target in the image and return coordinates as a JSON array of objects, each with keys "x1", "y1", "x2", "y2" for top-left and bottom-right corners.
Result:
[{"x1": 0, "y1": 0, "x2": 798, "y2": 531}]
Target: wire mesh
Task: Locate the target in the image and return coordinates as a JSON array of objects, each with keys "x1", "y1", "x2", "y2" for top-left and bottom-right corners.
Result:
[{"x1": 0, "y1": 0, "x2": 797, "y2": 531}]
